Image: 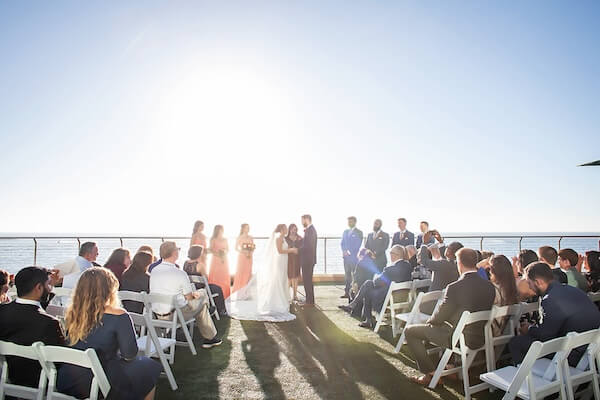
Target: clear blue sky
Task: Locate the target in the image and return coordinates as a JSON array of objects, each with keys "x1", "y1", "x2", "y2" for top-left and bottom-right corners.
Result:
[{"x1": 0, "y1": 1, "x2": 599, "y2": 236}]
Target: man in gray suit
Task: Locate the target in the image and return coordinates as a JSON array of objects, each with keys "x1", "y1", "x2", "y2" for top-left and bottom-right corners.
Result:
[{"x1": 365, "y1": 219, "x2": 390, "y2": 272}]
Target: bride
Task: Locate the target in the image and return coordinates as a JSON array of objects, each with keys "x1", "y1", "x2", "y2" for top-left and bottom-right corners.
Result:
[{"x1": 226, "y1": 224, "x2": 298, "y2": 322}]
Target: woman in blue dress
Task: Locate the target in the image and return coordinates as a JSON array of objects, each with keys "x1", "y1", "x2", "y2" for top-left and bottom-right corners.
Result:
[{"x1": 58, "y1": 267, "x2": 162, "y2": 399}]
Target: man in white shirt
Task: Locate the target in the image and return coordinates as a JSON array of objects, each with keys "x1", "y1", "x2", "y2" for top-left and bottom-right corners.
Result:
[
  {"x1": 150, "y1": 241, "x2": 221, "y2": 348},
  {"x1": 54, "y1": 241, "x2": 99, "y2": 281}
]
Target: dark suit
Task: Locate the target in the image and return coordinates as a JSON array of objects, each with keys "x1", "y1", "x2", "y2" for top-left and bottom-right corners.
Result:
[
  {"x1": 392, "y1": 230, "x2": 415, "y2": 247},
  {"x1": 365, "y1": 231, "x2": 390, "y2": 272},
  {"x1": 418, "y1": 246, "x2": 459, "y2": 315},
  {"x1": 405, "y1": 272, "x2": 495, "y2": 374},
  {"x1": 341, "y1": 228, "x2": 363, "y2": 296},
  {"x1": 350, "y1": 260, "x2": 413, "y2": 323},
  {"x1": 509, "y1": 282, "x2": 600, "y2": 367},
  {"x1": 0, "y1": 300, "x2": 66, "y2": 387},
  {"x1": 300, "y1": 225, "x2": 318, "y2": 304},
  {"x1": 416, "y1": 233, "x2": 435, "y2": 249}
]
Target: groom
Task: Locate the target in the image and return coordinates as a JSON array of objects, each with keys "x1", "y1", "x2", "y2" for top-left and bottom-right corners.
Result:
[{"x1": 300, "y1": 214, "x2": 317, "y2": 306}]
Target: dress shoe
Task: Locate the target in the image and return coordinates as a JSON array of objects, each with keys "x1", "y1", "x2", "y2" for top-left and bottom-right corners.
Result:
[
  {"x1": 338, "y1": 305, "x2": 352, "y2": 313},
  {"x1": 340, "y1": 294, "x2": 349, "y2": 299},
  {"x1": 358, "y1": 320, "x2": 374, "y2": 329}
]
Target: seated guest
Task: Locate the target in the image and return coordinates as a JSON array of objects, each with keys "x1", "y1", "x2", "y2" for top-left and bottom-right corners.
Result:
[
  {"x1": 365, "y1": 219, "x2": 390, "y2": 272},
  {"x1": 476, "y1": 252, "x2": 493, "y2": 280},
  {"x1": 405, "y1": 248, "x2": 496, "y2": 385},
  {"x1": 406, "y1": 245, "x2": 418, "y2": 269},
  {"x1": 150, "y1": 241, "x2": 221, "y2": 348},
  {"x1": 489, "y1": 255, "x2": 519, "y2": 336},
  {"x1": 57, "y1": 268, "x2": 161, "y2": 399},
  {"x1": 418, "y1": 241, "x2": 462, "y2": 299},
  {"x1": 183, "y1": 245, "x2": 227, "y2": 317},
  {"x1": 0, "y1": 269, "x2": 10, "y2": 303},
  {"x1": 340, "y1": 216, "x2": 363, "y2": 299},
  {"x1": 538, "y1": 246, "x2": 568, "y2": 284},
  {"x1": 392, "y1": 218, "x2": 415, "y2": 246},
  {"x1": 585, "y1": 251, "x2": 600, "y2": 292},
  {"x1": 120, "y1": 251, "x2": 153, "y2": 314},
  {"x1": 511, "y1": 249, "x2": 538, "y2": 278},
  {"x1": 103, "y1": 247, "x2": 132, "y2": 281},
  {"x1": 137, "y1": 245, "x2": 157, "y2": 262},
  {"x1": 509, "y1": 262, "x2": 600, "y2": 367},
  {"x1": 0, "y1": 266, "x2": 65, "y2": 389},
  {"x1": 339, "y1": 245, "x2": 412, "y2": 328},
  {"x1": 54, "y1": 241, "x2": 99, "y2": 281},
  {"x1": 558, "y1": 248, "x2": 588, "y2": 291},
  {"x1": 415, "y1": 221, "x2": 435, "y2": 248},
  {"x1": 351, "y1": 249, "x2": 379, "y2": 298}
]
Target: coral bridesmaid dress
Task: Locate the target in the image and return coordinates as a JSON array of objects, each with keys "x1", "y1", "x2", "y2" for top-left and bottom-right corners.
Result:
[
  {"x1": 191, "y1": 234, "x2": 207, "y2": 263},
  {"x1": 208, "y1": 239, "x2": 231, "y2": 299},
  {"x1": 232, "y1": 241, "x2": 253, "y2": 293}
]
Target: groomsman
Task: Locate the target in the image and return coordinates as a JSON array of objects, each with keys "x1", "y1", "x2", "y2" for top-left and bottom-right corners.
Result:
[
  {"x1": 300, "y1": 214, "x2": 318, "y2": 306},
  {"x1": 365, "y1": 219, "x2": 390, "y2": 272},
  {"x1": 416, "y1": 221, "x2": 435, "y2": 248},
  {"x1": 340, "y1": 216, "x2": 363, "y2": 299},
  {"x1": 392, "y1": 218, "x2": 415, "y2": 247}
]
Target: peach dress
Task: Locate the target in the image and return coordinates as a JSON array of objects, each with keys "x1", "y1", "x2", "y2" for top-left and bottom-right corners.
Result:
[
  {"x1": 232, "y1": 238, "x2": 253, "y2": 293},
  {"x1": 208, "y1": 238, "x2": 231, "y2": 299}
]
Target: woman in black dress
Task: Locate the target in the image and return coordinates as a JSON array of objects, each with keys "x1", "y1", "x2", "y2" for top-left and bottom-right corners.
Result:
[
  {"x1": 120, "y1": 251, "x2": 153, "y2": 314},
  {"x1": 58, "y1": 267, "x2": 161, "y2": 400},
  {"x1": 285, "y1": 224, "x2": 303, "y2": 303}
]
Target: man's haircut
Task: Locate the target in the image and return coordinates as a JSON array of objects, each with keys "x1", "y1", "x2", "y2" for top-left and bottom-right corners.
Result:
[
  {"x1": 558, "y1": 248, "x2": 579, "y2": 267},
  {"x1": 456, "y1": 248, "x2": 478, "y2": 269},
  {"x1": 15, "y1": 266, "x2": 50, "y2": 297},
  {"x1": 420, "y1": 221, "x2": 429, "y2": 226},
  {"x1": 526, "y1": 262, "x2": 555, "y2": 283},
  {"x1": 348, "y1": 216, "x2": 357, "y2": 222},
  {"x1": 159, "y1": 241, "x2": 178, "y2": 259},
  {"x1": 79, "y1": 241, "x2": 97, "y2": 257},
  {"x1": 518, "y1": 249, "x2": 538, "y2": 268},
  {"x1": 302, "y1": 214, "x2": 312, "y2": 222},
  {"x1": 398, "y1": 217, "x2": 407, "y2": 223},
  {"x1": 538, "y1": 246, "x2": 558, "y2": 265},
  {"x1": 447, "y1": 241, "x2": 464, "y2": 254},
  {"x1": 188, "y1": 245, "x2": 204, "y2": 260}
]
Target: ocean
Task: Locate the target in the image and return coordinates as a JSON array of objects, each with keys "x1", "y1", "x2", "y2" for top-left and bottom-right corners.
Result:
[{"x1": 0, "y1": 233, "x2": 599, "y2": 275}]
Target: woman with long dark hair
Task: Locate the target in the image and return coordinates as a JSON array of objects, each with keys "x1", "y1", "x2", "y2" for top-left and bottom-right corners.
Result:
[
  {"x1": 285, "y1": 223, "x2": 303, "y2": 303},
  {"x1": 120, "y1": 251, "x2": 153, "y2": 314},
  {"x1": 208, "y1": 225, "x2": 231, "y2": 299},
  {"x1": 489, "y1": 255, "x2": 519, "y2": 335},
  {"x1": 103, "y1": 248, "x2": 131, "y2": 281}
]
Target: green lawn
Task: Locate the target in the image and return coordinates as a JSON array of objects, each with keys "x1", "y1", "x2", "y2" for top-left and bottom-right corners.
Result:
[{"x1": 156, "y1": 286, "x2": 502, "y2": 400}]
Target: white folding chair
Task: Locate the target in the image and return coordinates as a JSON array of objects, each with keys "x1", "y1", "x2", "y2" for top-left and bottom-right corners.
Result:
[
  {"x1": 560, "y1": 329, "x2": 600, "y2": 400},
  {"x1": 394, "y1": 290, "x2": 444, "y2": 353},
  {"x1": 410, "y1": 279, "x2": 432, "y2": 302},
  {"x1": 485, "y1": 304, "x2": 523, "y2": 371},
  {"x1": 588, "y1": 292, "x2": 600, "y2": 304},
  {"x1": 519, "y1": 300, "x2": 541, "y2": 318},
  {"x1": 0, "y1": 341, "x2": 46, "y2": 400},
  {"x1": 429, "y1": 310, "x2": 493, "y2": 400},
  {"x1": 189, "y1": 275, "x2": 220, "y2": 320},
  {"x1": 34, "y1": 343, "x2": 110, "y2": 400},
  {"x1": 373, "y1": 281, "x2": 412, "y2": 335},
  {"x1": 146, "y1": 293, "x2": 197, "y2": 356},
  {"x1": 480, "y1": 335, "x2": 570, "y2": 400}
]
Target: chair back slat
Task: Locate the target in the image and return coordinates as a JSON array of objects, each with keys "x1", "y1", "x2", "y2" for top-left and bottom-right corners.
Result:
[
  {"x1": 451, "y1": 310, "x2": 492, "y2": 349},
  {"x1": 118, "y1": 290, "x2": 147, "y2": 303}
]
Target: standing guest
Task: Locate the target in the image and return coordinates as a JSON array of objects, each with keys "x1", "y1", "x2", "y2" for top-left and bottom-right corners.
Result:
[
  {"x1": 509, "y1": 262, "x2": 600, "y2": 367},
  {"x1": 511, "y1": 249, "x2": 538, "y2": 278},
  {"x1": 300, "y1": 214, "x2": 318, "y2": 306},
  {"x1": 340, "y1": 245, "x2": 412, "y2": 328},
  {"x1": 103, "y1": 248, "x2": 132, "y2": 282},
  {"x1": 58, "y1": 268, "x2": 161, "y2": 400},
  {"x1": 120, "y1": 251, "x2": 153, "y2": 314},
  {"x1": 558, "y1": 248, "x2": 588, "y2": 291},
  {"x1": 190, "y1": 220, "x2": 208, "y2": 263},
  {"x1": 365, "y1": 219, "x2": 390, "y2": 272},
  {"x1": 208, "y1": 225, "x2": 231, "y2": 299},
  {"x1": 183, "y1": 245, "x2": 227, "y2": 317},
  {"x1": 585, "y1": 251, "x2": 600, "y2": 292},
  {"x1": 405, "y1": 248, "x2": 496, "y2": 386},
  {"x1": 232, "y1": 224, "x2": 254, "y2": 293},
  {"x1": 352, "y1": 249, "x2": 379, "y2": 298},
  {"x1": 0, "y1": 269, "x2": 10, "y2": 303},
  {"x1": 0, "y1": 266, "x2": 65, "y2": 389},
  {"x1": 489, "y1": 255, "x2": 519, "y2": 336},
  {"x1": 392, "y1": 218, "x2": 415, "y2": 247},
  {"x1": 415, "y1": 221, "x2": 435, "y2": 249},
  {"x1": 54, "y1": 241, "x2": 99, "y2": 279},
  {"x1": 340, "y1": 216, "x2": 363, "y2": 299},
  {"x1": 286, "y1": 224, "x2": 304, "y2": 303},
  {"x1": 151, "y1": 242, "x2": 221, "y2": 348},
  {"x1": 538, "y1": 246, "x2": 568, "y2": 284}
]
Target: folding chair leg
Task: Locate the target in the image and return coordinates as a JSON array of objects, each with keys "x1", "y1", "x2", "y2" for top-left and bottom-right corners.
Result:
[
  {"x1": 181, "y1": 324, "x2": 197, "y2": 356},
  {"x1": 462, "y1": 350, "x2": 472, "y2": 400},
  {"x1": 155, "y1": 344, "x2": 178, "y2": 391},
  {"x1": 429, "y1": 349, "x2": 453, "y2": 389},
  {"x1": 373, "y1": 313, "x2": 385, "y2": 334},
  {"x1": 394, "y1": 331, "x2": 406, "y2": 354}
]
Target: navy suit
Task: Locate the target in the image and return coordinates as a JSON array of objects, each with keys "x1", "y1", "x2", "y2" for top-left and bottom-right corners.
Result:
[
  {"x1": 365, "y1": 231, "x2": 390, "y2": 272},
  {"x1": 300, "y1": 225, "x2": 318, "y2": 304},
  {"x1": 416, "y1": 233, "x2": 435, "y2": 249},
  {"x1": 392, "y1": 230, "x2": 415, "y2": 247},
  {"x1": 350, "y1": 260, "x2": 413, "y2": 323},
  {"x1": 341, "y1": 228, "x2": 363, "y2": 296},
  {"x1": 509, "y1": 282, "x2": 600, "y2": 367}
]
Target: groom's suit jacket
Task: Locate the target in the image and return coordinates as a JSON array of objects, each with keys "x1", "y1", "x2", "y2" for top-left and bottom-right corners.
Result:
[{"x1": 300, "y1": 225, "x2": 317, "y2": 266}]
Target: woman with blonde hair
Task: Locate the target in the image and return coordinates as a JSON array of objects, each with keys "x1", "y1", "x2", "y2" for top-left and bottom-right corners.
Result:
[{"x1": 57, "y1": 268, "x2": 161, "y2": 400}]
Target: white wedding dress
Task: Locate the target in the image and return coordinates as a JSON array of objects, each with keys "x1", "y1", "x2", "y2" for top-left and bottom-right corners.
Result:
[{"x1": 226, "y1": 233, "x2": 296, "y2": 322}]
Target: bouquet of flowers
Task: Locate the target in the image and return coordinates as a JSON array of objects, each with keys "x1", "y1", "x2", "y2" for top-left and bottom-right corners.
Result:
[{"x1": 242, "y1": 243, "x2": 256, "y2": 258}]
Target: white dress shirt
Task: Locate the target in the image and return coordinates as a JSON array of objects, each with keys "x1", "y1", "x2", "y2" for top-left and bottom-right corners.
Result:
[{"x1": 150, "y1": 261, "x2": 194, "y2": 315}]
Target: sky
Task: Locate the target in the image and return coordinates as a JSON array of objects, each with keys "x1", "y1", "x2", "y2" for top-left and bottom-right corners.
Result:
[{"x1": 0, "y1": 1, "x2": 599, "y2": 237}]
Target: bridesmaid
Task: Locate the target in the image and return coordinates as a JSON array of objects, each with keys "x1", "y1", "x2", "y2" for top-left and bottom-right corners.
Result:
[
  {"x1": 208, "y1": 225, "x2": 231, "y2": 299},
  {"x1": 190, "y1": 220, "x2": 207, "y2": 263},
  {"x1": 232, "y1": 224, "x2": 255, "y2": 293},
  {"x1": 285, "y1": 224, "x2": 303, "y2": 303}
]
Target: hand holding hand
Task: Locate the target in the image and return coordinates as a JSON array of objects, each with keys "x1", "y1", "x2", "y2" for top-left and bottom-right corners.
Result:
[{"x1": 519, "y1": 321, "x2": 531, "y2": 336}]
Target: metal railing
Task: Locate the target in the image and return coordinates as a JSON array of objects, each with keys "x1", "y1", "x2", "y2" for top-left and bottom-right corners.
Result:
[{"x1": 0, "y1": 234, "x2": 599, "y2": 274}]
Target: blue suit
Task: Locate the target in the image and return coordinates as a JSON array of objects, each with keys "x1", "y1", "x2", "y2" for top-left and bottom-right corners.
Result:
[
  {"x1": 416, "y1": 233, "x2": 435, "y2": 249},
  {"x1": 341, "y1": 228, "x2": 363, "y2": 295},
  {"x1": 392, "y1": 230, "x2": 415, "y2": 247}
]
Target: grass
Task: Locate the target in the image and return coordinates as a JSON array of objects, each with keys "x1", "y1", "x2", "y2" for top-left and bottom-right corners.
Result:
[{"x1": 155, "y1": 285, "x2": 503, "y2": 400}]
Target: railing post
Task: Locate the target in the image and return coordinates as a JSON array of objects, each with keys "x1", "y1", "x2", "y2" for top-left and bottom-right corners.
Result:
[
  {"x1": 480, "y1": 237, "x2": 484, "y2": 251},
  {"x1": 77, "y1": 238, "x2": 81, "y2": 250},
  {"x1": 558, "y1": 237, "x2": 563, "y2": 251},
  {"x1": 518, "y1": 237, "x2": 523, "y2": 252},
  {"x1": 33, "y1": 238, "x2": 38, "y2": 265},
  {"x1": 119, "y1": 237, "x2": 123, "y2": 247},
  {"x1": 323, "y1": 238, "x2": 327, "y2": 274}
]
